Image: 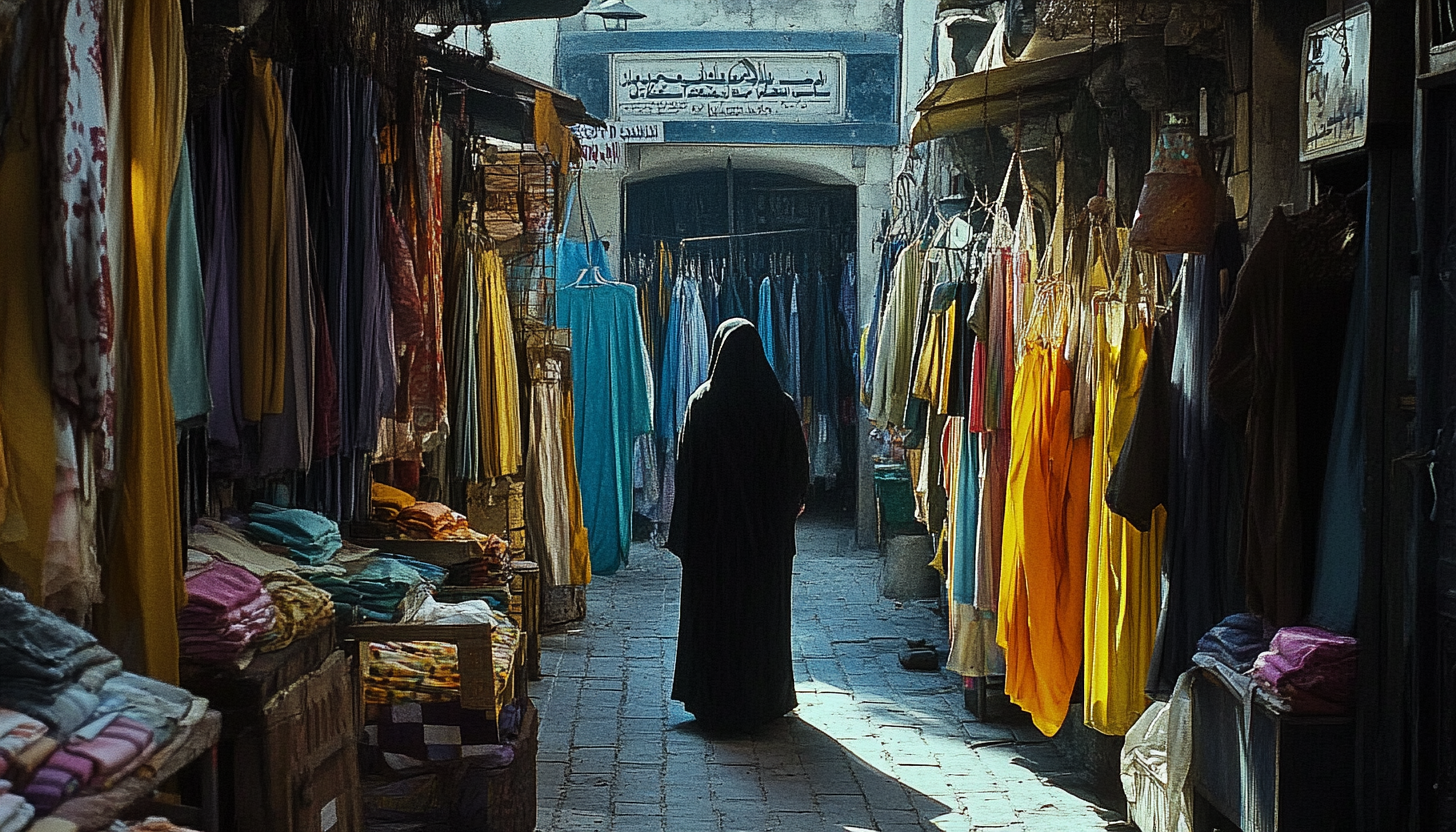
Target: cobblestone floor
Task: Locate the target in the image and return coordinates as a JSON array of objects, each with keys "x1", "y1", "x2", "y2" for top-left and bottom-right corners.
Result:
[{"x1": 531, "y1": 517, "x2": 1131, "y2": 832}]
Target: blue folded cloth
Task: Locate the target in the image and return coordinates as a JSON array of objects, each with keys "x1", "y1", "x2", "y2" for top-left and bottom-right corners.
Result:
[
  {"x1": 246, "y1": 504, "x2": 343, "y2": 565},
  {"x1": 1197, "y1": 613, "x2": 1276, "y2": 672}
]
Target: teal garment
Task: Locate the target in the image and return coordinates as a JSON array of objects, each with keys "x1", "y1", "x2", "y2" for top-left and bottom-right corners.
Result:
[
  {"x1": 557, "y1": 249, "x2": 652, "y2": 576},
  {"x1": 165, "y1": 137, "x2": 212, "y2": 424},
  {"x1": 1309, "y1": 254, "x2": 1367, "y2": 634},
  {"x1": 952, "y1": 417, "x2": 980, "y2": 605},
  {"x1": 757, "y1": 277, "x2": 777, "y2": 378}
]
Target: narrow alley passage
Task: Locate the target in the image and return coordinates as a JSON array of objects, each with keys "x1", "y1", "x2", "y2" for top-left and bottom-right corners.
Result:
[{"x1": 532, "y1": 519, "x2": 1130, "y2": 832}]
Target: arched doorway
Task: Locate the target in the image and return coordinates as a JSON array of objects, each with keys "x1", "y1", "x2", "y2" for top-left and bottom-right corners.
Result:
[{"x1": 621, "y1": 166, "x2": 861, "y2": 529}]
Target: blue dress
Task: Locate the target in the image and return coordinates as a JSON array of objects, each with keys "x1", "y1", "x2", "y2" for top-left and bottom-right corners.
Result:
[{"x1": 557, "y1": 248, "x2": 653, "y2": 576}]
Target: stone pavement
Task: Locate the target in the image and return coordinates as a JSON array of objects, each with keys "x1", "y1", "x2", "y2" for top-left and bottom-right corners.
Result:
[{"x1": 531, "y1": 517, "x2": 1132, "y2": 832}]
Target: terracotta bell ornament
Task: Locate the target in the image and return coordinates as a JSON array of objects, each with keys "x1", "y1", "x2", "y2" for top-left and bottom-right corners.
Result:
[{"x1": 1129, "y1": 111, "x2": 1218, "y2": 254}]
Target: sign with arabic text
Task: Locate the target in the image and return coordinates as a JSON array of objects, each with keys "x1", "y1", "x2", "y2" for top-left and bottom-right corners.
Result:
[
  {"x1": 569, "y1": 121, "x2": 666, "y2": 171},
  {"x1": 611, "y1": 52, "x2": 845, "y2": 122}
]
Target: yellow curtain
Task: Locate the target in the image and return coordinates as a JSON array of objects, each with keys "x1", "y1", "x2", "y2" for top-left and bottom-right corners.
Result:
[
  {"x1": 0, "y1": 48, "x2": 58, "y2": 599},
  {"x1": 102, "y1": 0, "x2": 187, "y2": 683}
]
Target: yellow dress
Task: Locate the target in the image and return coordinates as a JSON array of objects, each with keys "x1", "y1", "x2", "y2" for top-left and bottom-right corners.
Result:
[
  {"x1": 0, "y1": 49, "x2": 59, "y2": 599},
  {"x1": 998, "y1": 342, "x2": 1091, "y2": 736},
  {"x1": 1083, "y1": 304, "x2": 1165, "y2": 735},
  {"x1": 102, "y1": 0, "x2": 187, "y2": 683},
  {"x1": 477, "y1": 249, "x2": 522, "y2": 479}
]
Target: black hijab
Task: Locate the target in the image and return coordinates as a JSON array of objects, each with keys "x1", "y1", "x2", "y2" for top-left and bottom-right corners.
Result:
[{"x1": 667, "y1": 318, "x2": 808, "y2": 558}]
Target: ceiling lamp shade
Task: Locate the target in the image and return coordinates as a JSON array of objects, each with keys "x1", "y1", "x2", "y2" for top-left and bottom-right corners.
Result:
[
  {"x1": 585, "y1": 0, "x2": 646, "y2": 30},
  {"x1": 1129, "y1": 111, "x2": 1217, "y2": 254}
]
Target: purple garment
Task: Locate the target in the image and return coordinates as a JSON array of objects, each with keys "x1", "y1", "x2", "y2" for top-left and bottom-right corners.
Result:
[
  {"x1": 194, "y1": 97, "x2": 245, "y2": 463},
  {"x1": 1252, "y1": 626, "x2": 1357, "y2": 714}
]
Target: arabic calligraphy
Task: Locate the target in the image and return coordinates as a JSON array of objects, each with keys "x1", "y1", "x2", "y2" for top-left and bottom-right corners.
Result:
[
  {"x1": 611, "y1": 52, "x2": 844, "y2": 122},
  {"x1": 1300, "y1": 7, "x2": 1370, "y2": 161}
]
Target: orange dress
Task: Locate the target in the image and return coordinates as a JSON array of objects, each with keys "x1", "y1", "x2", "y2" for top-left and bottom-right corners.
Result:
[{"x1": 998, "y1": 342, "x2": 1092, "y2": 736}]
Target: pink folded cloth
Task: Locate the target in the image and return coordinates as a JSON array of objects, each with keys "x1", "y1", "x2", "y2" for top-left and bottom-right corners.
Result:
[{"x1": 185, "y1": 561, "x2": 264, "y2": 609}]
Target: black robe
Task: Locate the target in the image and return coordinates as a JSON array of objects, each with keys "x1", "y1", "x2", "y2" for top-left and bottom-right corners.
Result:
[{"x1": 667, "y1": 319, "x2": 810, "y2": 730}]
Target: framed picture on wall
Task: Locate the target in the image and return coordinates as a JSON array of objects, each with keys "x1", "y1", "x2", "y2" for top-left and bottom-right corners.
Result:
[{"x1": 1300, "y1": 3, "x2": 1371, "y2": 163}]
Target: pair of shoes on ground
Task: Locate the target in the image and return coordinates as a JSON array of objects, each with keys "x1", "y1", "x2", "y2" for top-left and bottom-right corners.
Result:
[{"x1": 898, "y1": 639, "x2": 938, "y2": 671}]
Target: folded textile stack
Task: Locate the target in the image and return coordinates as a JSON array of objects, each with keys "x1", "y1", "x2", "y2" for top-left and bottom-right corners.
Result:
[
  {"x1": 23, "y1": 716, "x2": 154, "y2": 813},
  {"x1": 1252, "y1": 626, "x2": 1358, "y2": 715},
  {"x1": 362, "y1": 625, "x2": 520, "y2": 706},
  {"x1": 255, "y1": 572, "x2": 334, "y2": 653},
  {"x1": 307, "y1": 557, "x2": 428, "y2": 622},
  {"x1": 371, "y1": 483, "x2": 417, "y2": 522},
  {"x1": 0, "y1": 590, "x2": 121, "y2": 737},
  {"x1": 189, "y1": 518, "x2": 320, "y2": 576},
  {"x1": 179, "y1": 558, "x2": 276, "y2": 665},
  {"x1": 396, "y1": 502, "x2": 470, "y2": 540},
  {"x1": 0, "y1": 780, "x2": 34, "y2": 832},
  {"x1": 374, "y1": 553, "x2": 447, "y2": 587},
  {"x1": 1195, "y1": 613, "x2": 1276, "y2": 673},
  {"x1": 246, "y1": 504, "x2": 344, "y2": 565},
  {"x1": 0, "y1": 592, "x2": 204, "y2": 821}
]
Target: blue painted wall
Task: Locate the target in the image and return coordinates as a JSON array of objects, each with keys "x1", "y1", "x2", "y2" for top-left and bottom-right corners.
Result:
[{"x1": 557, "y1": 30, "x2": 900, "y2": 146}]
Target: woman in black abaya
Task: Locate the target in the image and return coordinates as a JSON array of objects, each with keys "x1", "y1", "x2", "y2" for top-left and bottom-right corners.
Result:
[{"x1": 668, "y1": 318, "x2": 810, "y2": 731}]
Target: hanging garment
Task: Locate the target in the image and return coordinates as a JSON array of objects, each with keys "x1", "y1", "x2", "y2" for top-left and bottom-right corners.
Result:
[
  {"x1": 0, "y1": 51, "x2": 59, "y2": 601},
  {"x1": 477, "y1": 248, "x2": 521, "y2": 480},
  {"x1": 1308, "y1": 248, "x2": 1368, "y2": 634},
  {"x1": 757, "y1": 276, "x2": 779, "y2": 380},
  {"x1": 165, "y1": 137, "x2": 211, "y2": 425},
  {"x1": 525, "y1": 347, "x2": 591, "y2": 587},
  {"x1": 238, "y1": 53, "x2": 289, "y2": 422},
  {"x1": 1084, "y1": 304, "x2": 1164, "y2": 736},
  {"x1": 655, "y1": 276, "x2": 711, "y2": 526},
  {"x1": 44, "y1": 412, "x2": 101, "y2": 623},
  {"x1": 39, "y1": 0, "x2": 113, "y2": 438},
  {"x1": 1129, "y1": 225, "x2": 1246, "y2": 698},
  {"x1": 257, "y1": 91, "x2": 318, "y2": 476},
  {"x1": 104, "y1": 0, "x2": 187, "y2": 682},
  {"x1": 447, "y1": 223, "x2": 485, "y2": 486},
  {"x1": 194, "y1": 96, "x2": 245, "y2": 463},
  {"x1": 668, "y1": 320, "x2": 809, "y2": 730},
  {"x1": 557, "y1": 271, "x2": 652, "y2": 576},
  {"x1": 945, "y1": 417, "x2": 1002, "y2": 678},
  {"x1": 868, "y1": 245, "x2": 924, "y2": 426},
  {"x1": 1208, "y1": 203, "x2": 1359, "y2": 627},
  {"x1": 998, "y1": 343, "x2": 1091, "y2": 736}
]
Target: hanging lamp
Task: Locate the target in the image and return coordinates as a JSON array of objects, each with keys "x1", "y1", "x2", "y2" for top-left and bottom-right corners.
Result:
[{"x1": 1129, "y1": 111, "x2": 1217, "y2": 254}]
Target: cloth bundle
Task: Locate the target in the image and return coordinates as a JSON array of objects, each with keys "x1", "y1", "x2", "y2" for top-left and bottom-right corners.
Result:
[
  {"x1": 0, "y1": 591, "x2": 121, "y2": 736},
  {"x1": 363, "y1": 626, "x2": 520, "y2": 706},
  {"x1": 1252, "y1": 626, "x2": 1358, "y2": 715},
  {"x1": 396, "y1": 502, "x2": 469, "y2": 540},
  {"x1": 1195, "y1": 613, "x2": 1276, "y2": 673},
  {"x1": 371, "y1": 483, "x2": 417, "y2": 521},
  {"x1": 442, "y1": 534, "x2": 512, "y2": 587},
  {"x1": 375, "y1": 553, "x2": 447, "y2": 587},
  {"x1": 254, "y1": 572, "x2": 334, "y2": 652},
  {"x1": 0, "y1": 594, "x2": 202, "y2": 820},
  {"x1": 0, "y1": 781, "x2": 34, "y2": 832},
  {"x1": 307, "y1": 557, "x2": 428, "y2": 622},
  {"x1": 246, "y1": 504, "x2": 344, "y2": 565},
  {"x1": 23, "y1": 716, "x2": 154, "y2": 813},
  {"x1": 363, "y1": 599, "x2": 520, "y2": 704},
  {"x1": 179, "y1": 559, "x2": 276, "y2": 664},
  {"x1": 0, "y1": 710, "x2": 50, "y2": 781}
]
